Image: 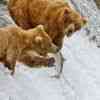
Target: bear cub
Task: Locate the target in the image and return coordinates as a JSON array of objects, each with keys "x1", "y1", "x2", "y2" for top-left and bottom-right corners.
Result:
[{"x1": 0, "y1": 25, "x2": 58, "y2": 75}]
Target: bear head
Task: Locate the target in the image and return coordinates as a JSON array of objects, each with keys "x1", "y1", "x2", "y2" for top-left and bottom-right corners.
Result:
[{"x1": 29, "y1": 25, "x2": 58, "y2": 56}]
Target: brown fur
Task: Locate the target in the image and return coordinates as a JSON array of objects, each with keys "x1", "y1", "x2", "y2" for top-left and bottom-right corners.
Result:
[{"x1": 0, "y1": 25, "x2": 57, "y2": 75}]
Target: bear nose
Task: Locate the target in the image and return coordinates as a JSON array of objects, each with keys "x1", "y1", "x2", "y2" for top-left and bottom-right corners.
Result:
[{"x1": 82, "y1": 16, "x2": 88, "y2": 25}]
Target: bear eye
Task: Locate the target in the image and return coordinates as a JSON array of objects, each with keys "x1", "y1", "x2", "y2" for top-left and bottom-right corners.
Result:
[{"x1": 75, "y1": 23, "x2": 81, "y2": 30}]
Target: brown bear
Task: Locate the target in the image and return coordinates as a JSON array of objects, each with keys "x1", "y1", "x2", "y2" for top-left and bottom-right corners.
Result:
[
  {"x1": 0, "y1": 25, "x2": 58, "y2": 75},
  {"x1": 8, "y1": 0, "x2": 87, "y2": 68}
]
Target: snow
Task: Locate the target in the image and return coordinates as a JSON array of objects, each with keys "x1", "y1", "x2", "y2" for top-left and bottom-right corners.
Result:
[
  {"x1": 0, "y1": 0, "x2": 100, "y2": 100},
  {"x1": 62, "y1": 31, "x2": 100, "y2": 100}
]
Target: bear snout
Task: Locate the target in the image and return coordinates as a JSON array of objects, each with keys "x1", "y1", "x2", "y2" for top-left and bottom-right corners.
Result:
[{"x1": 82, "y1": 16, "x2": 88, "y2": 26}]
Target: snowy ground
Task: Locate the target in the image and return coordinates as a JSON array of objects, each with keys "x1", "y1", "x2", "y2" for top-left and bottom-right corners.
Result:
[{"x1": 0, "y1": 1, "x2": 100, "y2": 100}]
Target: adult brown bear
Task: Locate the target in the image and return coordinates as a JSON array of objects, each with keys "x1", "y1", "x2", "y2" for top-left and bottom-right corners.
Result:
[{"x1": 8, "y1": 0, "x2": 87, "y2": 49}]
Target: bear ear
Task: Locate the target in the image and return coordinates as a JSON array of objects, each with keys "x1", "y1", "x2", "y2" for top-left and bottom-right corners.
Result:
[
  {"x1": 37, "y1": 25, "x2": 45, "y2": 33},
  {"x1": 37, "y1": 25, "x2": 44, "y2": 30},
  {"x1": 35, "y1": 36, "x2": 43, "y2": 44}
]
